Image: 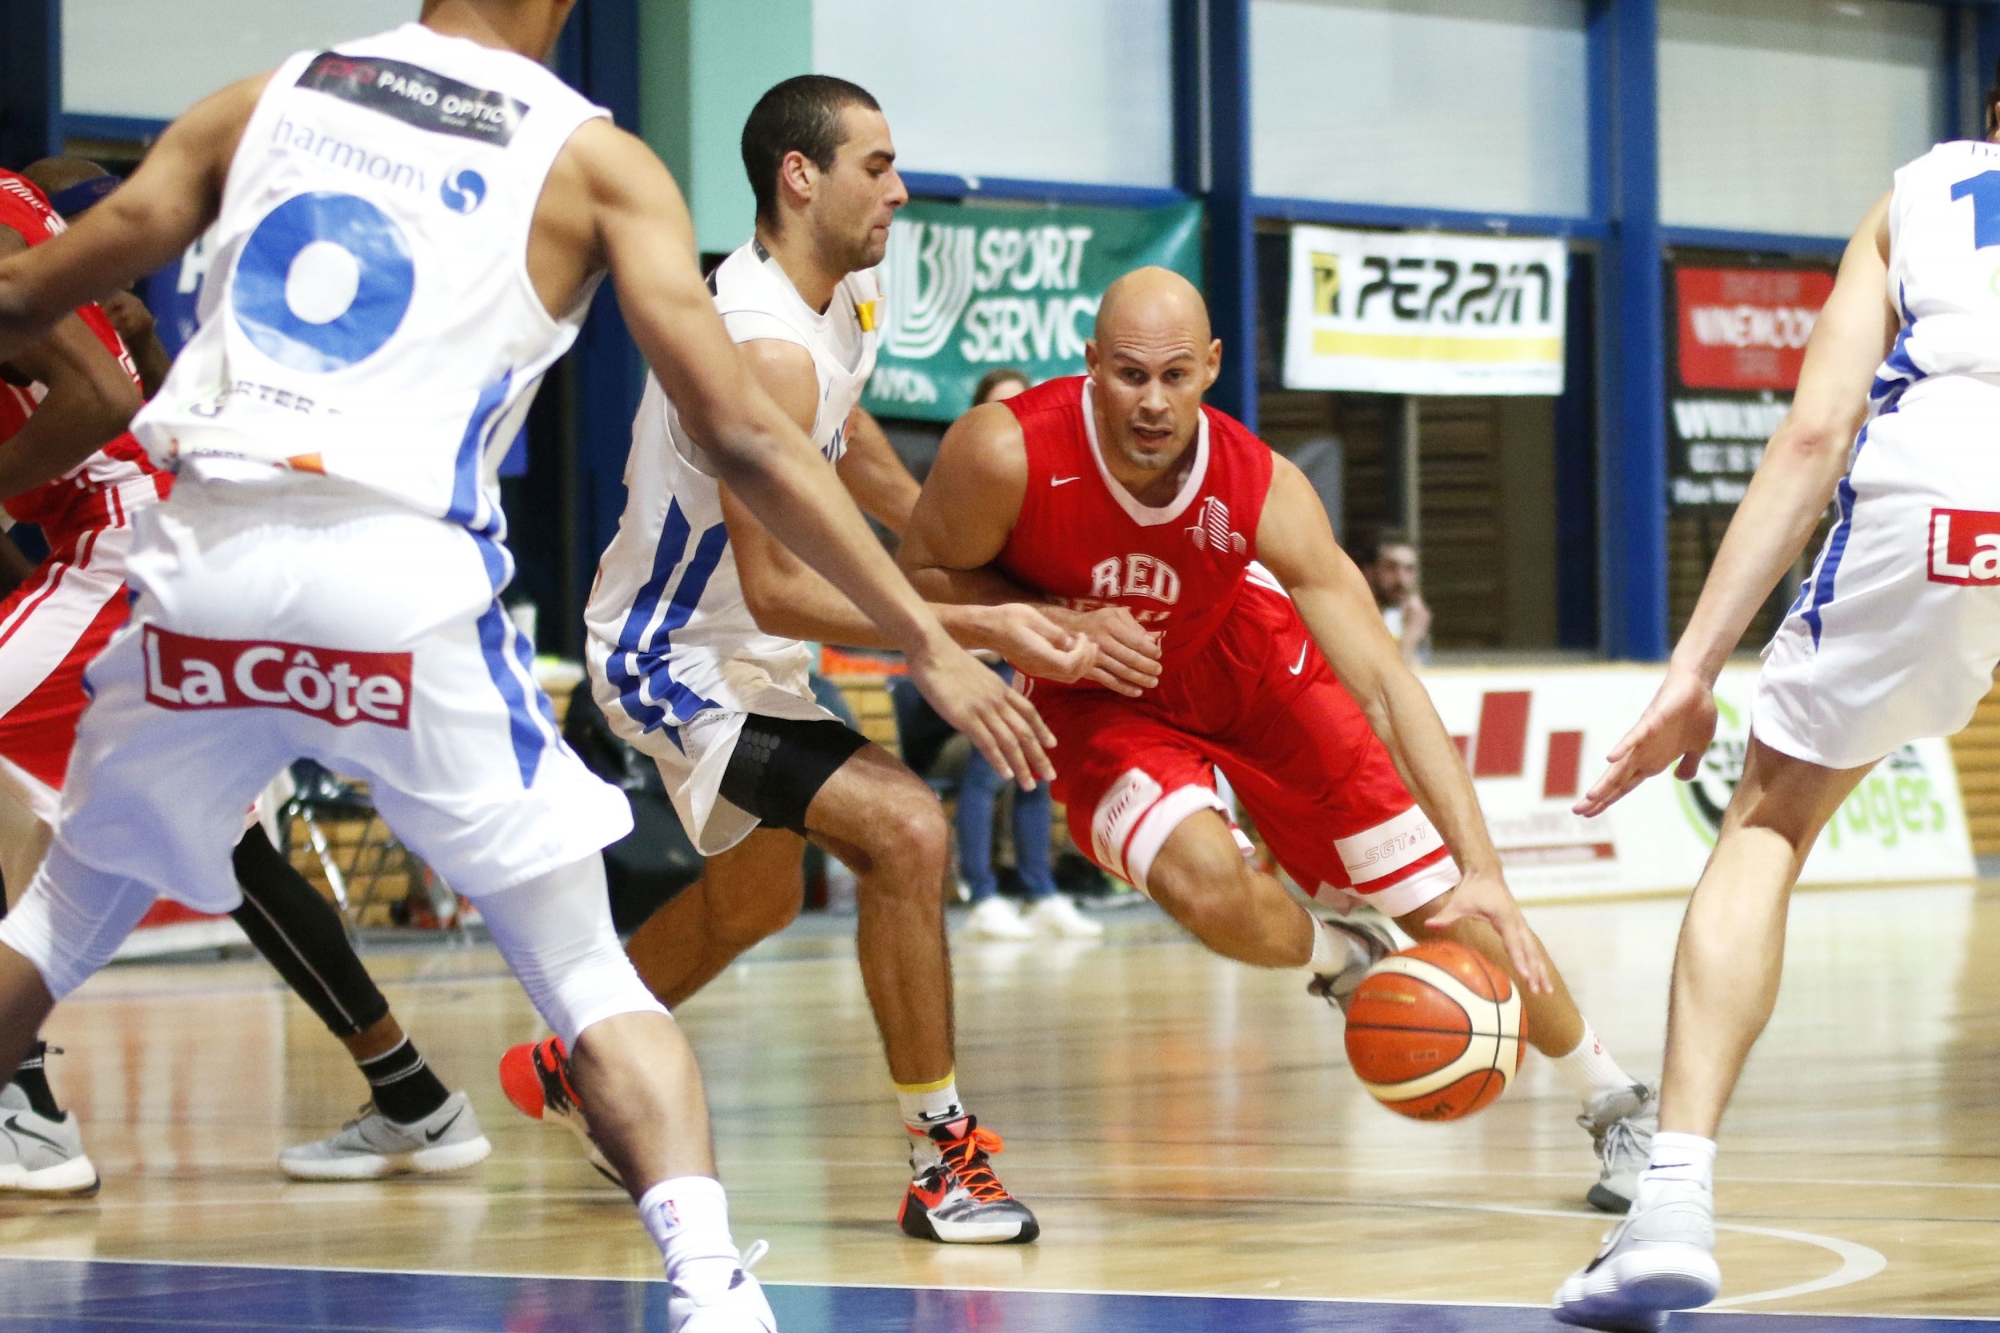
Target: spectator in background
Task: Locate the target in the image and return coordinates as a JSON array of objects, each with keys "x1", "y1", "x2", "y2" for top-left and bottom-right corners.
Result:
[
  {"x1": 934, "y1": 370, "x2": 1100, "y2": 941},
  {"x1": 1364, "y1": 528, "x2": 1431, "y2": 666}
]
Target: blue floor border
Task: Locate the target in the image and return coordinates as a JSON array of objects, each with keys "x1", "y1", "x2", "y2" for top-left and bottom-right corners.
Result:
[{"x1": 0, "y1": 1255, "x2": 1992, "y2": 1331}]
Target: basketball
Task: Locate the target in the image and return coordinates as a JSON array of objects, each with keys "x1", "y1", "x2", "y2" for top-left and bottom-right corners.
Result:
[{"x1": 1342, "y1": 940, "x2": 1526, "y2": 1122}]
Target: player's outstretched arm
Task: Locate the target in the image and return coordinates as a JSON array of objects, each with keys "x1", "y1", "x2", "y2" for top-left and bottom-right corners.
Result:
[
  {"x1": 0, "y1": 77, "x2": 262, "y2": 362},
  {"x1": 1256, "y1": 458, "x2": 1551, "y2": 992},
  {"x1": 900, "y1": 404, "x2": 1163, "y2": 696},
  {"x1": 569, "y1": 124, "x2": 1054, "y2": 784},
  {"x1": 1575, "y1": 192, "x2": 1896, "y2": 818},
  {"x1": 717, "y1": 341, "x2": 1090, "y2": 682},
  {"x1": 0, "y1": 229, "x2": 142, "y2": 498}
]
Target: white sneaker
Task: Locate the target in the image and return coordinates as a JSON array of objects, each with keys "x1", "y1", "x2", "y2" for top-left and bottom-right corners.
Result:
[
  {"x1": 669, "y1": 1240, "x2": 778, "y2": 1332},
  {"x1": 1580, "y1": 1083, "x2": 1658, "y2": 1213},
  {"x1": 0, "y1": 1081, "x2": 98, "y2": 1195},
  {"x1": 1021, "y1": 894, "x2": 1104, "y2": 939},
  {"x1": 278, "y1": 1091, "x2": 493, "y2": 1181},
  {"x1": 1553, "y1": 1180, "x2": 1720, "y2": 1331},
  {"x1": 962, "y1": 897, "x2": 1035, "y2": 940},
  {"x1": 1304, "y1": 915, "x2": 1396, "y2": 1013}
]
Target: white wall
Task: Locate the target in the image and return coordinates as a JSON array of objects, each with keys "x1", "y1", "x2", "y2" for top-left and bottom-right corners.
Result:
[
  {"x1": 1659, "y1": 0, "x2": 1945, "y2": 237},
  {"x1": 813, "y1": 0, "x2": 1174, "y2": 188},
  {"x1": 1251, "y1": 0, "x2": 1590, "y2": 217},
  {"x1": 63, "y1": 0, "x2": 419, "y2": 121}
]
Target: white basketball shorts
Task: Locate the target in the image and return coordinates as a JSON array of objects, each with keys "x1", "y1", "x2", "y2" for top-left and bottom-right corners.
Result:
[
  {"x1": 1756, "y1": 387, "x2": 2000, "y2": 770},
  {"x1": 52, "y1": 473, "x2": 631, "y2": 913}
]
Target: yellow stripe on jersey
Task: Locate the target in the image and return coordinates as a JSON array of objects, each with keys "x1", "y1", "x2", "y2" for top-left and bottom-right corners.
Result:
[{"x1": 857, "y1": 299, "x2": 878, "y2": 332}]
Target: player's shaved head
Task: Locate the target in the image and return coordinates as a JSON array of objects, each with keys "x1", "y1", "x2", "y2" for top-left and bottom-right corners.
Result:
[
  {"x1": 20, "y1": 157, "x2": 107, "y2": 198},
  {"x1": 1085, "y1": 267, "x2": 1222, "y2": 486},
  {"x1": 1094, "y1": 267, "x2": 1212, "y2": 349}
]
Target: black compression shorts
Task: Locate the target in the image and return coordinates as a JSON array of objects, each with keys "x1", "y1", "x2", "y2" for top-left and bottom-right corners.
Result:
[{"x1": 717, "y1": 714, "x2": 870, "y2": 835}]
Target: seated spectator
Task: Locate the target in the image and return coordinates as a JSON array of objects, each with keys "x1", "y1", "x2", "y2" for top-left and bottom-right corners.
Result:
[{"x1": 1363, "y1": 527, "x2": 1431, "y2": 665}]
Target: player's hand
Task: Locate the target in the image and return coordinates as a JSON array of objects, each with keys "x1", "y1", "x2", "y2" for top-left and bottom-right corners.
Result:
[
  {"x1": 1047, "y1": 606, "x2": 1162, "y2": 697},
  {"x1": 1401, "y1": 592, "x2": 1432, "y2": 648},
  {"x1": 1424, "y1": 868, "x2": 1553, "y2": 995},
  {"x1": 906, "y1": 633, "x2": 1057, "y2": 791},
  {"x1": 1574, "y1": 665, "x2": 1718, "y2": 818},
  {"x1": 981, "y1": 603, "x2": 1097, "y2": 684}
]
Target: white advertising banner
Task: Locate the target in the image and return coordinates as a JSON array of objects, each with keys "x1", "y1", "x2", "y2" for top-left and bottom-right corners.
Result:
[
  {"x1": 1415, "y1": 665, "x2": 1975, "y2": 901},
  {"x1": 1282, "y1": 225, "x2": 1568, "y2": 396}
]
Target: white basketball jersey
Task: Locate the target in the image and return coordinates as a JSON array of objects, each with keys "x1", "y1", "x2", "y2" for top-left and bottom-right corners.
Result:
[
  {"x1": 586, "y1": 240, "x2": 881, "y2": 732},
  {"x1": 1875, "y1": 139, "x2": 2000, "y2": 414},
  {"x1": 132, "y1": 24, "x2": 608, "y2": 532}
]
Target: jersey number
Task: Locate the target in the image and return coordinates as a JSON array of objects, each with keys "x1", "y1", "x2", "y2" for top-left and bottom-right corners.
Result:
[
  {"x1": 1950, "y1": 172, "x2": 2000, "y2": 250},
  {"x1": 232, "y1": 191, "x2": 415, "y2": 374}
]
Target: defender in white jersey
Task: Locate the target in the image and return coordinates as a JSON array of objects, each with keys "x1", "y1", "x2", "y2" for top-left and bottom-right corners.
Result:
[
  {"x1": 530, "y1": 76, "x2": 1114, "y2": 1246},
  {"x1": 1553, "y1": 77, "x2": 2000, "y2": 1332},
  {"x1": 0, "y1": 4, "x2": 1062, "y2": 1327}
]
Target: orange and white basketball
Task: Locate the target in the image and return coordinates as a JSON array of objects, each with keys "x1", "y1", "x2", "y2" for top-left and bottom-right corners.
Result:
[{"x1": 1341, "y1": 940, "x2": 1526, "y2": 1122}]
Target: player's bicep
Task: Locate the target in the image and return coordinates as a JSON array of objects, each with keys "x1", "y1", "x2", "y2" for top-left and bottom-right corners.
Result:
[
  {"x1": 1787, "y1": 192, "x2": 1896, "y2": 440},
  {"x1": 900, "y1": 407, "x2": 1024, "y2": 575},
  {"x1": 1256, "y1": 461, "x2": 1403, "y2": 683},
  {"x1": 737, "y1": 339, "x2": 819, "y2": 436}
]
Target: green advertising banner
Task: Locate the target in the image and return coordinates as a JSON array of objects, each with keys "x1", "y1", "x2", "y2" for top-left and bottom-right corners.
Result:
[{"x1": 862, "y1": 198, "x2": 1205, "y2": 422}]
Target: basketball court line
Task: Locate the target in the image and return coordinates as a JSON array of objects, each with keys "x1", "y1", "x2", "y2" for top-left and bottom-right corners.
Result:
[{"x1": 0, "y1": 1252, "x2": 1990, "y2": 1331}]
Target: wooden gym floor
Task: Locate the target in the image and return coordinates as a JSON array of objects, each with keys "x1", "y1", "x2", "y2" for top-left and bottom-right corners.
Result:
[{"x1": 2, "y1": 880, "x2": 1998, "y2": 1330}]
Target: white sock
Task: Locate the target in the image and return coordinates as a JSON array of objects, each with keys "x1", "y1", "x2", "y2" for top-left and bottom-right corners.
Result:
[
  {"x1": 1633, "y1": 1132, "x2": 1716, "y2": 1211},
  {"x1": 1552, "y1": 1022, "x2": 1637, "y2": 1103},
  {"x1": 638, "y1": 1175, "x2": 740, "y2": 1303},
  {"x1": 1305, "y1": 918, "x2": 1366, "y2": 976},
  {"x1": 896, "y1": 1074, "x2": 966, "y2": 1140}
]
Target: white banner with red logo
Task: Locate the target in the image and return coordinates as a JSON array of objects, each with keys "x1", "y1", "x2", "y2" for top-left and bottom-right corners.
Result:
[{"x1": 1414, "y1": 664, "x2": 1975, "y2": 901}]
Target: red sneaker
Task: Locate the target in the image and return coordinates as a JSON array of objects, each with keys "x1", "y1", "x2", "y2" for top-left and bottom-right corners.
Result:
[
  {"x1": 897, "y1": 1117, "x2": 1039, "y2": 1244},
  {"x1": 497, "y1": 1036, "x2": 621, "y2": 1186}
]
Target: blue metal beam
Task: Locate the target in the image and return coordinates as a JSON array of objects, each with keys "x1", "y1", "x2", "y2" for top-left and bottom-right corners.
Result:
[
  {"x1": 1659, "y1": 225, "x2": 1848, "y2": 259},
  {"x1": 1206, "y1": 0, "x2": 1256, "y2": 430},
  {"x1": 1252, "y1": 195, "x2": 1608, "y2": 241},
  {"x1": 0, "y1": 0, "x2": 59, "y2": 170},
  {"x1": 898, "y1": 172, "x2": 1190, "y2": 210},
  {"x1": 1171, "y1": 0, "x2": 1205, "y2": 196},
  {"x1": 1594, "y1": 0, "x2": 1668, "y2": 661},
  {"x1": 58, "y1": 113, "x2": 168, "y2": 147}
]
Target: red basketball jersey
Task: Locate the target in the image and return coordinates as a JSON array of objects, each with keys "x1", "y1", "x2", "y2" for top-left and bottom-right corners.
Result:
[
  {"x1": 0, "y1": 170, "x2": 165, "y2": 546},
  {"x1": 996, "y1": 376, "x2": 1274, "y2": 687}
]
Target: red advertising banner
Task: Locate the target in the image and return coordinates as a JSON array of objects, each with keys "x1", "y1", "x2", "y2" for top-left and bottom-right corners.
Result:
[{"x1": 1674, "y1": 267, "x2": 1835, "y2": 391}]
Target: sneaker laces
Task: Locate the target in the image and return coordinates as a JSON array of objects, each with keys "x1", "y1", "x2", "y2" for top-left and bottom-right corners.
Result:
[
  {"x1": 1596, "y1": 1114, "x2": 1647, "y2": 1168},
  {"x1": 937, "y1": 1127, "x2": 1012, "y2": 1204}
]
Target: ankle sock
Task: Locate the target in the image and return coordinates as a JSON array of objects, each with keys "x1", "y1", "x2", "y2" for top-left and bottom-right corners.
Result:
[
  {"x1": 896, "y1": 1072, "x2": 967, "y2": 1141},
  {"x1": 357, "y1": 1037, "x2": 450, "y2": 1125},
  {"x1": 1634, "y1": 1131, "x2": 1716, "y2": 1211},
  {"x1": 1305, "y1": 918, "x2": 1366, "y2": 977},
  {"x1": 639, "y1": 1175, "x2": 741, "y2": 1303},
  {"x1": 8, "y1": 1040, "x2": 61, "y2": 1119},
  {"x1": 1552, "y1": 1022, "x2": 1638, "y2": 1104}
]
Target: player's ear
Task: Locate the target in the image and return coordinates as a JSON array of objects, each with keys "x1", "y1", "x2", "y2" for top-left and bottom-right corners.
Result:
[
  {"x1": 1083, "y1": 338, "x2": 1100, "y2": 378},
  {"x1": 1201, "y1": 338, "x2": 1222, "y2": 391},
  {"x1": 779, "y1": 148, "x2": 816, "y2": 211}
]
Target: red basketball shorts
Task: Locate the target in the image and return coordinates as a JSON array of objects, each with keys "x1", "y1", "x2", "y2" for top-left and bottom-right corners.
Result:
[
  {"x1": 1030, "y1": 579, "x2": 1459, "y2": 918},
  {"x1": 0, "y1": 522, "x2": 138, "y2": 825}
]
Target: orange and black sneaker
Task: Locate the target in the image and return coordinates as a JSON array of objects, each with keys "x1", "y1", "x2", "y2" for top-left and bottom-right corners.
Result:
[
  {"x1": 497, "y1": 1036, "x2": 622, "y2": 1186},
  {"x1": 897, "y1": 1116, "x2": 1039, "y2": 1244}
]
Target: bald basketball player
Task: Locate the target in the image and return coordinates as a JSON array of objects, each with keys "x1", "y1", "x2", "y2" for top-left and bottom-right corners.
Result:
[{"x1": 899, "y1": 267, "x2": 1661, "y2": 1210}]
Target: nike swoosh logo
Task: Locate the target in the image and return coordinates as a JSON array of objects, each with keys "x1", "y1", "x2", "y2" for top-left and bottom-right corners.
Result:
[
  {"x1": 425, "y1": 1108, "x2": 464, "y2": 1143},
  {"x1": 1288, "y1": 642, "x2": 1309, "y2": 674},
  {"x1": 4, "y1": 1114, "x2": 62, "y2": 1152},
  {"x1": 1051, "y1": 476, "x2": 1080, "y2": 487}
]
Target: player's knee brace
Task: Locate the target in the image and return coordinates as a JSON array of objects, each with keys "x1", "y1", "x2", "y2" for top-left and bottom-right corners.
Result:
[
  {"x1": 478, "y1": 854, "x2": 668, "y2": 1047},
  {"x1": 0, "y1": 843, "x2": 158, "y2": 1000}
]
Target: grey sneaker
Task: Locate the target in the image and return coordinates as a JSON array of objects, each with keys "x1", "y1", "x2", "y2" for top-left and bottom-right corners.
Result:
[
  {"x1": 0, "y1": 1080, "x2": 98, "y2": 1195},
  {"x1": 668, "y1": 1239, "x2": 777, "y2": 1333},
  {"x1": 1305, "y1": 914, "x2": 1396, "y2": 1013},
  {"x1": 1581, "y1": 1082, "x2": 1658, "y2": 1213},
  {"x1": 278, "y1": 1091, "x2": 492, "y2": 1181},
  {"x1": 1553, "y1": 1180, "x2": 1720, "y2": 1331}
]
